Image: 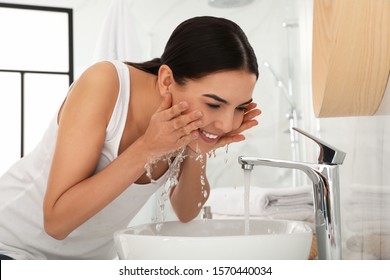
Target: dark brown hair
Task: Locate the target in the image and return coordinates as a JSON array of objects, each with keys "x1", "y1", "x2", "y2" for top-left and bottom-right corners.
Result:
[{"x1": 126, "y1": 16, "x2": 258, "y2": 85}]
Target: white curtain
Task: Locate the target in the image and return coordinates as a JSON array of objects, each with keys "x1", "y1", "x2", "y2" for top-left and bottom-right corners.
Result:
[{"x1": 93, "y1": 0, "x2": 143, "y2": 62}]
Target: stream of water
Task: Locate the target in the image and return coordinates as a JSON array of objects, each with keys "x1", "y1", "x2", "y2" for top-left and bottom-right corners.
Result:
[{"x1": 243, "y1": 169, "x2": 252, "y2": 235}]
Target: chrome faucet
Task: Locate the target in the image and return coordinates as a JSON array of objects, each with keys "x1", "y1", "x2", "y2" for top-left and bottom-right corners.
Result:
[{"x1": 238, "y1": 127, "x2": 346, "y2": 260}]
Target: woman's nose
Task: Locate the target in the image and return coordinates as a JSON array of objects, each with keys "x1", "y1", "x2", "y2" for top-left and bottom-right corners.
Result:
[{"x1": 214, "y1": 114, "x2": 234, "y2": 134}]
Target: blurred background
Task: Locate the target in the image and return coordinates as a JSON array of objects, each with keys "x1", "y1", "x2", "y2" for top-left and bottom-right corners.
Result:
[{"x1": 0, "y1": 0, "x2": 389, "y2": 259}]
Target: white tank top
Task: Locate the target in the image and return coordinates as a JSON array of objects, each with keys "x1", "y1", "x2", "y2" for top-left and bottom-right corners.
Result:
[{"x1": 0, "y1": 61, "x2": 168, "y2": 259}]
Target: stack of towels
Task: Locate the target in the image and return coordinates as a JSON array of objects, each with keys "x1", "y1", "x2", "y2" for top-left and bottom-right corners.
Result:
[
  {"x1": 206, "y1": 185, "x2": 314, "y2": 223},
  {"x1": 344, "y1": 184, "x2": 390, "y2": 259}
]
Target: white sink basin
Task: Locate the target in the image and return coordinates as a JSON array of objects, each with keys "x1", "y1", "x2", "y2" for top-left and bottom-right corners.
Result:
[{"x1": 114, "y1": 219, "x2": 313, "y2": 260}]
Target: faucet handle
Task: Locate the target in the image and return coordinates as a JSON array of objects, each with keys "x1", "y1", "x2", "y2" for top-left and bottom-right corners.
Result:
[{"x1": 293, "y1": 127, "x2": 346, "y2": 165}]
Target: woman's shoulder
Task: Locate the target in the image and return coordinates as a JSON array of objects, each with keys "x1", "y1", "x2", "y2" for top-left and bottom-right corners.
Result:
[
  {"x1": 81, "y1": 61, "x2": 119, "y2": 85},
  {"x1": 58, "y1": 61, "x2": 121, "y2": 126},
  {"x1": 72, "y1": 61, "x2": 120, "y2": 101}
]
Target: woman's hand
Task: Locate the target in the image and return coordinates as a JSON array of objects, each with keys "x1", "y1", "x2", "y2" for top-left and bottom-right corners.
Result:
[
  {"x1": 140, "y1": 93, "x2": 203, "y2": 160},
  {"x1": 209, "y1": 102, "x2": 261, "y2": 151}
]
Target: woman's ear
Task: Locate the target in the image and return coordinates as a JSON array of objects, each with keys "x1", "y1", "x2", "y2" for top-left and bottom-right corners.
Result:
[{"x1": 157, "y1": 65, "x2": 174, "y2": 96}]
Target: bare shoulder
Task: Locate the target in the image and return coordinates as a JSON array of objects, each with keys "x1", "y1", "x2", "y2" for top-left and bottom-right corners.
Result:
[
  {"x1": 76, "y1": 61, "x2": 119, "y2": 100},
  {"x1": 82, "y1": 61, "x2": 119, "y2": 84},
  {"x1": 59, "y1": 61, "x2": 120, "y2": 125}
]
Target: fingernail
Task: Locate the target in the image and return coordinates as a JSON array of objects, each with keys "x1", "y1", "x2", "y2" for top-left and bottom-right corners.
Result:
[{"x1": 179, "y1": 101, "x2": 188, "y2": 109}]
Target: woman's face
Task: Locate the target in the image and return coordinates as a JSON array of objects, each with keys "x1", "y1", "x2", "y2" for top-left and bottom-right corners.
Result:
[{"x1": 170, "y1": 70, "x2": 257, "y2": 153}]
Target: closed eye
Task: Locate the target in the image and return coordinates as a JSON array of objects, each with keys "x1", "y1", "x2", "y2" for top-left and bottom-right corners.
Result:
[
  {"x1": 206, "y1": 103, "x2": 220, "y2": 109},
  {"x1": 207, "y1": 103, "x2": 246, "y2": 111}
]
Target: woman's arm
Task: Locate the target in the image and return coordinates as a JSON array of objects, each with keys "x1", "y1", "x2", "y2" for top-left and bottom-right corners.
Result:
[
  {"x1": 169, "y1": 149, "x2": 210, "y2": 222},
  {"x1": 43, "y1": 62, "x2": 151, "y2": 240}
]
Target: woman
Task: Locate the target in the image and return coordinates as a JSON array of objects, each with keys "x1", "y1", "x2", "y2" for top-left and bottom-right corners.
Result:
[{"x1": 0, "y1": 16, "x2": 260, "y2": 259}]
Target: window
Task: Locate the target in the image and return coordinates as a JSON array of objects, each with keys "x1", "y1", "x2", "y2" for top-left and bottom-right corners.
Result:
[{"x1": 0, "y1": 3, "x2": 73, "y2": 175}]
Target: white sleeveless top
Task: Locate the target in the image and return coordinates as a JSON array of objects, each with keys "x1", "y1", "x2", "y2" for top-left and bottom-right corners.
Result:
[{"x1": 0, "y1": 61, "x2": 168, "y2": 259}]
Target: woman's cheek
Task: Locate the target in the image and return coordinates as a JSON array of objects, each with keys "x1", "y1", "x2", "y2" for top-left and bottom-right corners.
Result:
[{"x1": 233, "y1": 114, "x2": 244, "y2": 130}]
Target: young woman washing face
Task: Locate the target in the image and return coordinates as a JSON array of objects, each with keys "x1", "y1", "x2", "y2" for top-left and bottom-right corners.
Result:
[{"x1": 0, "y1": 16, "x2": 260, "y2": 260}]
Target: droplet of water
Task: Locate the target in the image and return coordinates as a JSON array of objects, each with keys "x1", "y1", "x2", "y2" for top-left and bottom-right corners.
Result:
[
  {"x1": 207, "y1": 150, "x2": 217, "y2": 158},
  {"x1": 200, "y1": 175, "x2": 205, "y2": 186},
  {"x1": 144, "y1": 162, "x2": 155, "y2": 183},
  {"x1": 224, "y1": 144, "x2": 230, "y2": 164},
  {"x1": 156, "y1": 223, "x2": 163, "y2": 232}
]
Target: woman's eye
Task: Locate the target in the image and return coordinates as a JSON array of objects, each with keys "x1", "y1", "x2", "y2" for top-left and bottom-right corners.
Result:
[
  {"x1": 236, "y1": 107, "x2": 246, "y2": 112},
  {"x1": 207, "y1": 103, "x2": 220, "y2": 109}
]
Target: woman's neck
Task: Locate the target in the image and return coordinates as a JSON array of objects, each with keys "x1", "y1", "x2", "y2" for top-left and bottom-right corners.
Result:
[{"x1": 128, "y1": 65, "x2": 162, "y2": 135}]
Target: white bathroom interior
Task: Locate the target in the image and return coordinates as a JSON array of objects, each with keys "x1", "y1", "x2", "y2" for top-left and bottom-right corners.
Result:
[{"x1": 0, "y1": 0, "x2": 389, "y2": 260}]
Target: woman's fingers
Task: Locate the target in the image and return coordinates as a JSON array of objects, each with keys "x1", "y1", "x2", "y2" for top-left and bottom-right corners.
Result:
[
  {"x1": 244, "y1": 102, "x2": 258, "y2": 111},
  {"x1": 243, "y1": 108, "x2": 261, "y2": 122},
  {"x1": 156, "y1": 93, "x2": 195, "y2": 123},
  {"x1": 212, "y1": 103, "x2": 261, "y2": 148},
  {"x1": 216, "y1": 134, "x2": 245, "y2": 148},
  {"x1": 177, "y1": 130, "x2": 199, "y2": 145},
  {"x1": 172, "y1": 110, "x2": 202, "y2": 131},
  {"x1": 159, "y1": 99, "x2": 189, "y2": 121},
  {"x1": 144, "y1": 97, "x2": 204, "y2": 158}
]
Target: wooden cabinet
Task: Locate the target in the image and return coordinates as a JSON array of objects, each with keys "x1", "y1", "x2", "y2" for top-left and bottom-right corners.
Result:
[{"x1": 312, "y1": 0, "x2": 390, "y2": 117}]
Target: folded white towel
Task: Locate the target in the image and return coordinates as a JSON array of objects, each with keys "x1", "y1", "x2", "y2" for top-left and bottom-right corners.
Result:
[{"x1": 206, "y1": 185, "x2": 314, "y2": 222}]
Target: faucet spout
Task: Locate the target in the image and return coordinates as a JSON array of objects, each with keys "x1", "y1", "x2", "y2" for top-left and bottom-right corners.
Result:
[
  {"x1": 239, "y1": 157, "x2": 321, "y2": 184},
  {"x1": 238, "y1": 156, "x2": 342, "y2": 260}
]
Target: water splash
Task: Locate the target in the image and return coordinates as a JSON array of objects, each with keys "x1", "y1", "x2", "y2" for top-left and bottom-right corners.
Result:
[
  {"x1": 207, "y1": 150, "x2": 217, "y2": 158},
  {"x1": 149, "y1": 144, "x2": 209, "y2": 231},
  {"x1": 224, "y1": 144, "x2": 229, "y2": 164},
  {"x1": 147, "y1": 147, "x2": 187, "y2": 231},
  {"x1": 195, "y1": 144, "x2": 207, "y2": 207},
  {"x1": 144, "y1": 162, "x2": 157, "y2": 184},
  {"x1": 155, "y1": 222, "x2": 163, "y2": 232}
]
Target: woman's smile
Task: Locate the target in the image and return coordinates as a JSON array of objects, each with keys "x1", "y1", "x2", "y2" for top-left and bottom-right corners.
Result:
[{"x1": 198, "y1": 128, "x2": 220, "y2": 143}]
